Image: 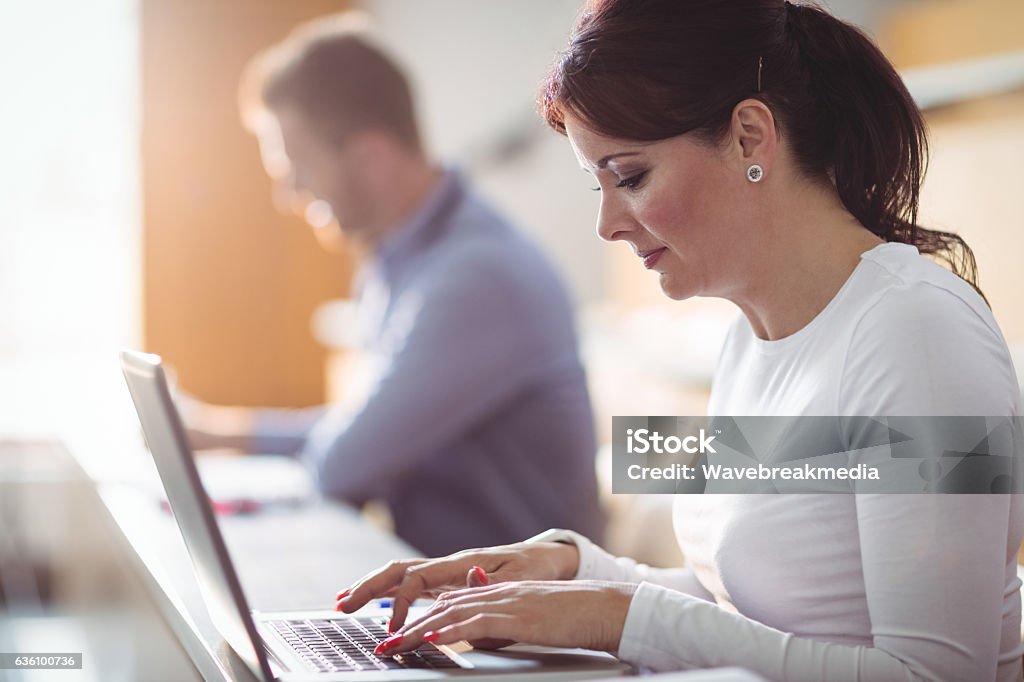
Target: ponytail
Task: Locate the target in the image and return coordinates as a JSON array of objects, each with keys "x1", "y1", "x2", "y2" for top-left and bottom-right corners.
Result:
[{"x1": 784, "y1": 2, "x2": 983, "y2": 298}]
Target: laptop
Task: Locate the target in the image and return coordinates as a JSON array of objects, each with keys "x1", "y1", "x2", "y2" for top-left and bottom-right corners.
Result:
[{"x1": 120, "y1": 349, "x2": 629, "y2": 681}]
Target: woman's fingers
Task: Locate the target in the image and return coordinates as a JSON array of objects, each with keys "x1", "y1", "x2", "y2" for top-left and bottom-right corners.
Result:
[
  {"x1": 382, "y1": 580, "x2": 636, "y2": 656},
  {"x1": 466, "y1": 565, "x2": 489, "y2": 588},
  {"x1": 337, "y1": 546, "x2": 532, "y2": 631},
  {"x1": 449, "y1": 565, "x2": 511, "y2": 648},
  {"x1": 388, "y1": 559, "x2": 497, "y2": 631},
  {"x1": 397, "y1": 584, "x2": 502, "y2": 630},
  {"x1": 337, "y1": 542, "x2": 561, "y2": 615},
  {"x1": 427, "y1": 613, "x2": 519, "y2": 649},
  {"x1": 333, "y1": 585, "x2": 400, "y2": 611},
  {"x1": 335, "y1": 558, "x2": 427, "y2": 612},
  {"x1": 338, "y1": 557, "x2": 500, "y2": 631},
  {"x1": 378, "y1": 610, "x2": 519, "y2": 655}
]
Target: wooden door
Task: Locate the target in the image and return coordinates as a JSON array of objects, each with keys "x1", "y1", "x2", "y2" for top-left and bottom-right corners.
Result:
[{"x1": 141, "y1": 0, "x2": 354, "y2": 406}]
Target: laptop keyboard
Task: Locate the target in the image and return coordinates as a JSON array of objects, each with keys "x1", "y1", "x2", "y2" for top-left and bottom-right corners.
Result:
[{"x1": 268, "y1": 617, "x2": 462, "y2": 673}]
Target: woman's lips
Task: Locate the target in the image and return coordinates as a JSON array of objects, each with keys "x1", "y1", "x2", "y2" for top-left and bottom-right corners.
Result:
[{"x1": 640, "y1": 248, "x2": 667, "y2": 269}]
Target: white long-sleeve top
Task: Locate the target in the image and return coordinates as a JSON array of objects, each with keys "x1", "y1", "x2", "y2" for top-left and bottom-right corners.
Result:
[{"x1": 574, "y1": 244, "x2": 1024, "y2": 680}]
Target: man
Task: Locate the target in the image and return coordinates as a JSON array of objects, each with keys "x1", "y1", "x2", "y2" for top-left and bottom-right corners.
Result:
[{"x1": 185, "y1": 14, "x2": 603, "y2": 556}]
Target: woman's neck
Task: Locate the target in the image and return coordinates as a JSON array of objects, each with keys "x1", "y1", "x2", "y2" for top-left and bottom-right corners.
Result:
[{"x1": 727, "y1": 183, "x2": 884, "y2": 342}]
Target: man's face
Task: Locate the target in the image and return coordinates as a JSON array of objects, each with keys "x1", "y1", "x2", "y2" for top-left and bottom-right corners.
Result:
[{"x1": 256, "y1": 106, "x2": 376, "y2": 237}]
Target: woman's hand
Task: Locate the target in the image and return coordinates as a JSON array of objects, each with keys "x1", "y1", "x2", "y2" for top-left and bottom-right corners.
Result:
[
  {"x1": 335, "y1": 541, "x2": 580, "y2": 631},
  {"x1": 374, "y1": 580, "x2": 637, "y2": 656}
]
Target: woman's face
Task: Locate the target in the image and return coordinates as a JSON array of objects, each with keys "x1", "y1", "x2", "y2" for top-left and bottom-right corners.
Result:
[{"x1": 565, "y1": 114, "x2": 751, "y2": 301}]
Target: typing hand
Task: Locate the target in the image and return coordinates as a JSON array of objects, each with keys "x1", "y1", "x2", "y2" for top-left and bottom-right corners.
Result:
[
  {"x1": 373, "y1": 580, "x2": 637, "y2": 657},
  {"x1": 334, "y1": 541, "x2": 580, "y2": 633}
]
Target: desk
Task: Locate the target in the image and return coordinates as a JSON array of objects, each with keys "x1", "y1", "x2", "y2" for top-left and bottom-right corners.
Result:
[
  {"x1": 66, "y1": 449, "x2": 763, "y2": 682},
  {"x1": 92, "y1": 462, "x2": 417, "y2": 682}
]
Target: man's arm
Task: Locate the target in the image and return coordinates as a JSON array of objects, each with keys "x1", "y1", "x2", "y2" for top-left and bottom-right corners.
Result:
[
  {"x1": 179, "y1": 394, "x2": 326, "y2": 455},
  {"x1": 302, "y1": 254, "x2": 569, "y2": 503}
]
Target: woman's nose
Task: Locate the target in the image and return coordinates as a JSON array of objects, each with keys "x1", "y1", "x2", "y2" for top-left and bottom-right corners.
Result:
[{"x1": 595, "y1": 196, "x2": 635, "y2": 243}]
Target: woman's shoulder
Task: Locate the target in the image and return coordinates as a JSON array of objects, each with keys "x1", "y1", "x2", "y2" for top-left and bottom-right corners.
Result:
[
  {"x1": 853, "y1": 242, "x2": 1002, "y2": 344},
  {"x1": 840, "y1": 243, "x2": 1019, "y2": 416}
]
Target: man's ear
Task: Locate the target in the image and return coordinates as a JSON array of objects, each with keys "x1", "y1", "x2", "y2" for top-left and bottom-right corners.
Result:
[
  {"x1": 348, "y1": 130, "x2": 400, "y2": 184},
  {"x1": 729, "y1": 99, "x2": 777, "y2": 171}
]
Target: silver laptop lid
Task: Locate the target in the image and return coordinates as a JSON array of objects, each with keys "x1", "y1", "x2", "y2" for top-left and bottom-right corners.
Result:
[{"x1": 120, "y1": 349, "x2": 274, "y2": 682}]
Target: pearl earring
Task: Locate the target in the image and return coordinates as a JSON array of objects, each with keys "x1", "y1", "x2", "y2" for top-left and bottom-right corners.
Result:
[{"x1": 746, "y1": 164, "x2": 764, "y2": 183}]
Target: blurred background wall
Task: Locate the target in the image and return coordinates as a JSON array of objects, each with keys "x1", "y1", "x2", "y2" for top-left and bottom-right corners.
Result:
[{"x1": 2, "y1": 0, "x2": 1021, "y2": 440}]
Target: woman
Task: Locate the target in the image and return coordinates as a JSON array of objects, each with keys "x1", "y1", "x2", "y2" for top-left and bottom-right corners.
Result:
[{"x1": 335, "y1": 1, "x2": 1024, "y2": 678}]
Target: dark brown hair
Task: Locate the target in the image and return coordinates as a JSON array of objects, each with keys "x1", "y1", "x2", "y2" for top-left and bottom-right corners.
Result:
[
  {"x1": 540, "y1": 0, "x2": 983, "y2": 295},
  {"x1": 240, "y1": 14, "x2": 421, "y2": 150}
]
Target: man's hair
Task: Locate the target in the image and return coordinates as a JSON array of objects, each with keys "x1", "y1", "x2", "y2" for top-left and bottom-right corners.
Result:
[{"x1": 240, "y1": 13, "x2": 421, "y2": 150}]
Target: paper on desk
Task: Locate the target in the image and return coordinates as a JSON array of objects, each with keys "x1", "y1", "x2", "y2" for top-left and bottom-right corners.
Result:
[
  {"x1": 195, "y1": 453, "x2": 316, "y2": 506},
  {"x1": 143, "y1": 453, "x2": 316, "y2": 510}
]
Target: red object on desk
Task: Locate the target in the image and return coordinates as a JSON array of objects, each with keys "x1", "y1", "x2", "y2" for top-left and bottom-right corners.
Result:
[{"x1": 160, "y1": 498, "x2": 263, "y2": 516}]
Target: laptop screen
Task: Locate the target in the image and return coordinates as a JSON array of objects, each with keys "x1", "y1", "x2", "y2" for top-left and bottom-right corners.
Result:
[{"x1": 120, "y1": 350, "x2": 274, "y2": 682}]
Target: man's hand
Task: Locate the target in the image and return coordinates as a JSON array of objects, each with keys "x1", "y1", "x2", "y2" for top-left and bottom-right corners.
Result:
[{"x1": 174, "y1": 390, "x2": 255, "y2": 452}]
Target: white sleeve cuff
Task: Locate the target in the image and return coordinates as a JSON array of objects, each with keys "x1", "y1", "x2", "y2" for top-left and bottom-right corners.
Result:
[
  {"x1": 523, "y1": 528, "x2": 602, "y2": 580},
  {"x1": 617, "y1": 581, "x2": 697, "y2": 672}
]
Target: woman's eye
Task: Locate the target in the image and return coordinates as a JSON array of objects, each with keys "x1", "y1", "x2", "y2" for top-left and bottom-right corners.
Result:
[
  {"x1": 589, "y1": 171, "x2": 646, "y2": 192},
  {"x1": 616, "y1": 171, "x2": 647, "y2": 190}
]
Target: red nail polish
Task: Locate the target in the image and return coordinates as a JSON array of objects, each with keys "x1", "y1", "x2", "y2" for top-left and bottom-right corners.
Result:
[
  {"x1": 471, "y1": 565, "x2": 489, "y2": 584},
  {"x1": 334, "y1": 601, "x2": 345, "y2": 612},
  {"x1": 375, "y1": 634, "x2": 403, "y2": 655},
  {"x1": 423, "y1": 630, "x2": 440, "y2": 643},
  {"x1": 335, "y1": 589, "x2": 350, "y2": 601}
]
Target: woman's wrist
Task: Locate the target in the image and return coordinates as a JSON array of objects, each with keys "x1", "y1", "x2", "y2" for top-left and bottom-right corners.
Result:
[
  {"x1": 598, "y1": 582, "x2": 639, "y2": 654},
  {"x1": 524, "y1": 528, "x2": 585, "y2": 580},
  {"x1": 554, "y1": 542, "x2": 581, "y2": 580}
]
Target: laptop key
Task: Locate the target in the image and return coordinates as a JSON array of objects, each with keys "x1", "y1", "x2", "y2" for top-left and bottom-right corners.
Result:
[{"x1": 270, "y1": 617, "x2": 462, "y2": 672}]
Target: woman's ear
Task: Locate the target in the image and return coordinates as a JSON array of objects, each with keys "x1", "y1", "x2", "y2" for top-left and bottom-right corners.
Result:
[{"x1": 730, "y1": 98, "x2": 777, "y2": 171}]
